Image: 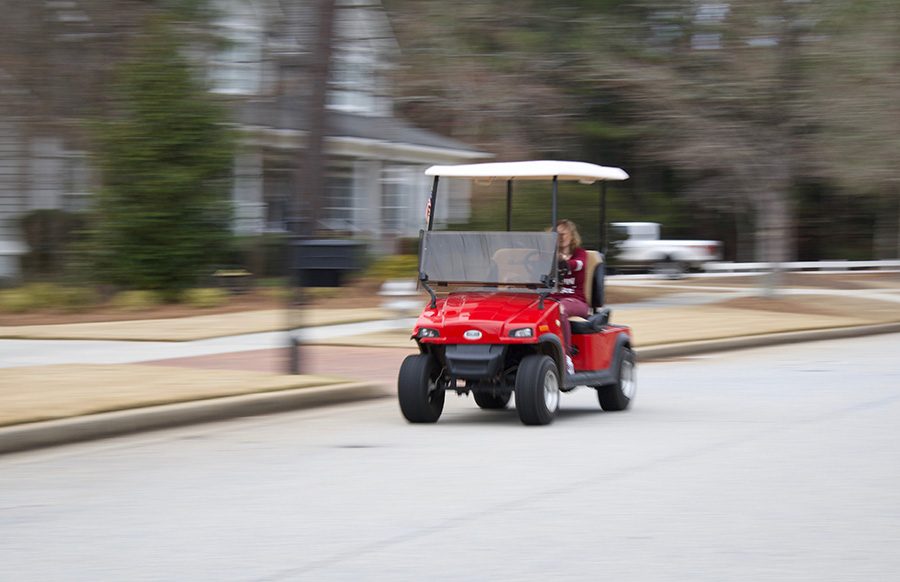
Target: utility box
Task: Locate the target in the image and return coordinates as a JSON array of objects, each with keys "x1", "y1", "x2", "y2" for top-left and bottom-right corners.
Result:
[{"x1": 291, "y1": 238, "x2": 364, "y2": 288}]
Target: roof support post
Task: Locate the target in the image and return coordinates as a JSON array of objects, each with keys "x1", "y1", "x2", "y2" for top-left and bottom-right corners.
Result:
[
  {"x1": 506, "y1": 179, "x2": 513, "y2": 231},
  {"x1": 427, "y1": 176, "x2": 439, "y2": 231},
  {"x1": 551, "y1": 176, "x2": 558, "y2": 228},
  {"x1": 600, "y1": 182, "x2": 608, "y2": 254}
]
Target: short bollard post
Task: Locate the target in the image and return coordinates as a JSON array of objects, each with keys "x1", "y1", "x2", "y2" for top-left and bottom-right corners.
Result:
[{"x1": 289, "y1": 334, "x2": 301, "y2": 375}]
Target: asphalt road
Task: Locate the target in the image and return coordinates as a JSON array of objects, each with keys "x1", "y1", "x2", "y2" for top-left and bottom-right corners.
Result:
[{"x1": 2, "y1": 334, "x2": 899, "y2": 581}]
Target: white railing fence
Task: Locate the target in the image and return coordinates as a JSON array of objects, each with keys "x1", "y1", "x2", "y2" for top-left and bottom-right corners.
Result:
[{"x1": 703, "y1": 260, "x2": 900, "y2": 273}]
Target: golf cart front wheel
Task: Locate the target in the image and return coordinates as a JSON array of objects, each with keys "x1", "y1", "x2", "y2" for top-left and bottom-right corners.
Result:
[
  {"x1": 515, "y1": 354, "x2": 560, "y2": 426},
  {"x1": 398, "y1": 354, "x2": 445, "y2": 423}
]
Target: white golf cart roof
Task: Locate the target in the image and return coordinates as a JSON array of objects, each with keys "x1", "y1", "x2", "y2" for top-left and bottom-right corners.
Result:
[{"x1": 425, "y1": 160, "x2": 629, "y2": 183}]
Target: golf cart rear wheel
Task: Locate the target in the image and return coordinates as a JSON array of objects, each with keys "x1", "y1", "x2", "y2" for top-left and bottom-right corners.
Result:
[
  {"x1": 515, "y1": 355, "x2": 560, "y2": 426},
  {"x1": 597, "y1": 348, "x2": 636, "y2": 411},
  {"x1": 473, "y1": 391, "x2": 512, "y2": 410},
  {"x1": 398, "y1": 354, "x2": 445, "y2": 423}
]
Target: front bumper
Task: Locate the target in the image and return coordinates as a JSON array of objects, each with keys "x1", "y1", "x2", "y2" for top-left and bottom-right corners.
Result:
[{"x1": 443, "y1": 344, "x2": 508, "y2": 380}]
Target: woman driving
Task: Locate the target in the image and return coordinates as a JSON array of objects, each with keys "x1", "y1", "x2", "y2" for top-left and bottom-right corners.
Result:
[{"x1": 552, "y1": 219, "x2": 589, "y2": 372}]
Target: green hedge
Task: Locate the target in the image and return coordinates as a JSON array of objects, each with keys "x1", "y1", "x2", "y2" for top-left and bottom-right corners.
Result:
[{"x1": 363, "y1": 255, "x2": 419, "y2": 280}]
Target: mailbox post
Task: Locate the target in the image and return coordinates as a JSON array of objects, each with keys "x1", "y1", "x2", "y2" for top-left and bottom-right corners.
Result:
[{"x1": 287, "y1": 238, "x2": 364, "y2": 374}]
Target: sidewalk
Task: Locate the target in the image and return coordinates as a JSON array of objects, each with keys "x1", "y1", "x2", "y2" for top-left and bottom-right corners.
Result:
[
  {"x1": 2, "y1": 274, "x2": 900, "y2": 453},
  {"x1": 0, "y1": 307, "x2": 392, "y2": 341}
]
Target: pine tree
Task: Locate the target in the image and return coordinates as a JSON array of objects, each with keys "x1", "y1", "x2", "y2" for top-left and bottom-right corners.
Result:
[{"x1": 91, "y1": 17, "x2": 234, "y2": 297}]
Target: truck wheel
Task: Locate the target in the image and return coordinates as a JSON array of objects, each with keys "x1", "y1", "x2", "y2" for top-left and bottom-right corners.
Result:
[
  {"x1": 473, "y1": 391, "x2": 511, "y2": 410},
  {"x1": 653, "y1": 257, "x2": 684, "y2": 279},
  {"x1": 597, "y1": 348, "x2": 636, "y2": 411},
  {"x1": 515, "y1": 355, "x2": 560, "y2": 425},
  {"x1": 398, "y1": 354, "x2": 445, "y2": 423}
]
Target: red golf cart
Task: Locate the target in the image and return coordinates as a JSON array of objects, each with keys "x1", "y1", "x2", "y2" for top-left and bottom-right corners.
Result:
[{"x1": 398, "y1": 161, "x2": 635, "y2": 425}]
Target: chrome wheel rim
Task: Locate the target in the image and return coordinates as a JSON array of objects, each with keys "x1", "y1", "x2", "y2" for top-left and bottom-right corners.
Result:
[
  {"x1": 543, "y1": 369, "x2": 560, "y2": 412},
  {"x1": 620, "y1": 357, "x2": 636, "y2": 399}
]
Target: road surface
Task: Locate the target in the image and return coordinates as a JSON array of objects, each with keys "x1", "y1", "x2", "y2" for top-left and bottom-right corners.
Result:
[{"x1": 2, "y1": 334, "x2": 899, "y2": 581}]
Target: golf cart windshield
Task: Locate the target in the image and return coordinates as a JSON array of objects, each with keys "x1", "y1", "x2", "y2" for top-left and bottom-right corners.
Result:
[{"x1": 420, "y1": 231, "x2": 557, "y2": 287}]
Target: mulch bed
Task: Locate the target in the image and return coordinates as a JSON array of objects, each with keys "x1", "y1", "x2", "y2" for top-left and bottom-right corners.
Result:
[
  {"x1": 0, "y1": 282, "x2": 386, "y2": 327},
  {"x1": 4, "y1": 272, "x2": 896, "y2": 327}
]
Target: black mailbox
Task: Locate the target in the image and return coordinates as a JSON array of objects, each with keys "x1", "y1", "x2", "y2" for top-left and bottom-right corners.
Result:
[{"x1": 291, "y1": 238, "x2": 364, "y2": 288}]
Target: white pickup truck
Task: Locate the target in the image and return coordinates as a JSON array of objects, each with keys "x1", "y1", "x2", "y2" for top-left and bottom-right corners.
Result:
[{"x1": 610, "y1": 221, "x2": 722, "y2": 277}]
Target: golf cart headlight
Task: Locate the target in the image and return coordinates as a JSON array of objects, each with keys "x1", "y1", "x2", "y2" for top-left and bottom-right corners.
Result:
[
  {"x1": 417, "y1": 327, "x2": 440, "y2": 338},
  {"x1": 509, "y1": 327, "x2": 534, "y2": 338}
]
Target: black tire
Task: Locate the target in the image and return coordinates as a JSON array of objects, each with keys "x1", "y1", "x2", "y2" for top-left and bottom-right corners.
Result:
[
  {"x1": 597, "y1": 348, "x2": 636, "y2": 411},
  {"x1": 653, "y1": 256, "x2": 685, "y2": 279},
  {"x1": 473, "y1": 391, "x2": 511, "y2": 410},
  {"x1": 398, "y1": 354, "x2": 445, "y2": 423},
  {"x1": 515, "y1": 355, "x2": 560, "y2": 426}
]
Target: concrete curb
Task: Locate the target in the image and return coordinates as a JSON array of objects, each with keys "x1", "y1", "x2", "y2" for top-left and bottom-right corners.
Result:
[
  {"x1": 0, "y1": 381, "x2": 388, "y2": 456},
  {"x1": 636, "y1": 322, "x2": 900, "y2": 360}
]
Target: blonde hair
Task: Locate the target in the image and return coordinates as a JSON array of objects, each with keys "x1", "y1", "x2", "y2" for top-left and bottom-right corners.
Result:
[{"x1": 556, "y1": 219, "x2": 582, "y2": 254}]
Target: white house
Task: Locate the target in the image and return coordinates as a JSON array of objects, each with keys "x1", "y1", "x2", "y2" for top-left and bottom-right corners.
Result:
[
  {"x1": 211, "y1": 0, "x2": 489, "y2": 251},
  {"x1": 0, "y1": 0, "x2": 489, "y2": 280}
]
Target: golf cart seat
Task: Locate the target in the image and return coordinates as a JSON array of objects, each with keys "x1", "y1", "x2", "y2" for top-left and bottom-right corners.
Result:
[
  {"x1": 569, "y1": 250, "x2": 612, "y2": 334},
  {"x1": 570, "y1": 307, "x2": 611, "y2": 334}
]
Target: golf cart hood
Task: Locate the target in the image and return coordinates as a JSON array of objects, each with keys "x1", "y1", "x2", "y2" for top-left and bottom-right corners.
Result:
[{"x1": 414, "y1": 292, "x2": 560, "y2": 344}]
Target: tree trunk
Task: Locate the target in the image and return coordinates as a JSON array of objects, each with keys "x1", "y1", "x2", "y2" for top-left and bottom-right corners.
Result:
[
  {"x1": 755, "y1": 189, "x2": 793, "y2": 297},
  {"x1": 296, "y1": 0, "x2": 336, "y2": 236},
  {"x1": 735, "y1": 208, "x2": 754, "y2": 262},
  {"x1": 874, "y1": 194, "x2": 894, "y2": 259},
  {"x1": 288, "y1": 0, "x2": 337, "y2": 375},
  {"x1": 896, "y1": 187, "x2": 900, "y2": 259}
]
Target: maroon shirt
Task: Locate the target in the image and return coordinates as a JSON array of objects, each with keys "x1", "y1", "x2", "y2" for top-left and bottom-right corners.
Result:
[{"x1": 553, "y1": 247, "x2": 587, "y2": 305}]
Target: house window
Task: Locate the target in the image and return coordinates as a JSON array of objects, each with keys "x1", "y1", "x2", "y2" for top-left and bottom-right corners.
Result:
[
  {"x1": 210, "y1": 38, "x2": 262, "y2": 94},
  {"x1": 209, "y1": 2, "x2": 263, "y2": 95},
  {"x1": 28, "y1": 138, "x2": 92, "y2": 213},
  {"x1": 323, "y1": 164, "x2": 356, "y2": 232},
  {"x1": 380, "y1": 165, "x2": 414, "y2": 234},
  {"x1": 61, "y1": 156, "x2": 91, "y2": 213},
  {"x1": 263, "y1": 169, "x2": 292, "y2": 232},
  {"x1": 328, "y1": 44, "x2": 377, "y2": 114},
  {"x1": 262, "y1": 161, "x2": 360, "y2": 233}
]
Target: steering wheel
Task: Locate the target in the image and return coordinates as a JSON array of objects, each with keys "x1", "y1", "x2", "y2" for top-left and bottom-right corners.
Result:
[{"x1": 521, "y1": 250, "x2": 547, "y2": 279}]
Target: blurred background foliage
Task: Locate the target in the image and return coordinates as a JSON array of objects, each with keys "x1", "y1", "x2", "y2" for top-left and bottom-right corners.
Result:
[
  {"x1": 19, "y1": 210, "x2": 88, "y2": 277},
  {"x1": 384, "y1": 0, "x2": 900, "y2": 262},
  {"x1": 1, "y1": 0, "x2": 897, "y2": 302},
  {"x1": 453, "y1": 181, "x2": 698, "y2": 250},
  {"x1": 86, "y1": 17, "x2": 235, "y2": 299}
]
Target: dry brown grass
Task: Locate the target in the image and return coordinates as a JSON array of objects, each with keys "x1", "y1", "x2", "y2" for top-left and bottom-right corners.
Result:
[
  {"x1": 604, "y1": 284, "x2": 681, "y2": 304},
  {"x1": 716, "y1": 295, "x2": 900, "y2": 323},
  {"x1": 680, "y1": 271, "x2": 900, "y2": 290}
]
